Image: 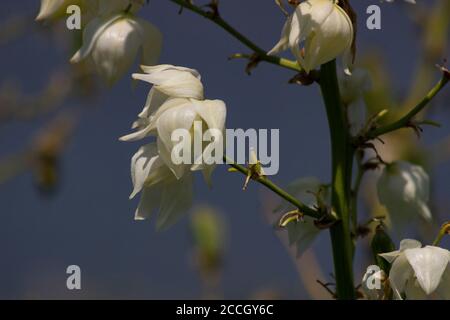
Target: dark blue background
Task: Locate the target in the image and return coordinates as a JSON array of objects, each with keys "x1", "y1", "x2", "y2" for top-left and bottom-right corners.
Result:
[{"x1": 0, "y1": 0, "x2": 448, "y2": 298}]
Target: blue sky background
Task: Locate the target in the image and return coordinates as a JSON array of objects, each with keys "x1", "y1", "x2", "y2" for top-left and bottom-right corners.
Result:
[{"x1": 0, "y1": 0, "x2": 449, "y2": 299}]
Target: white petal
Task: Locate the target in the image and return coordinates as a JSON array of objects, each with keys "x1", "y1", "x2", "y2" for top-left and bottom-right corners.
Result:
[
  {"x1": 268, "y1": 15, "x2": 293, "y2": 55},
  {"x1": 156, "y1": 174, "x2": 193, "y2": 230},
  {"x1": 193, "y1": 99, "x2": 227, "y2": 132},
  {"x1": 399, "y1": 239, "x2": 422, "y2": 250},
  {"x1": 36, "y1": 0, "x2": 71, "y2": 21},
  {"x1": 134, "y1": 185, "x2": 161, "y2": 220},
  {"x1": 119, "y1": 98, "x2": 189, "y2": 142},
  {"x1": 299, "y1": 0, "x2": 334, "y2": 28},
  {"x1": 137, "y1": 88, "x2": 169, "y2": 122},
  {"x1": 388, "y1": 254, "x2": 414, "y2": 298},
  {"x1": 347, "y1": 99, "x2": 367, "y2": 136},
  {"x1": 140, "y1": 64, "x2": 201, "y2": 79},
  {"x1": 129, "y1": 144, "x2": 169, "y2": 199},
  {"x1": 379, "y1": 239, "x2": 422, "y2": 263},
  {"x1": 70, "y1": 15, "x2": 122, "y2": 63},
  {"x1": 404, "y1": 246, "x2": 450, "y2": 295},
  {"x1": 415, "y1": 201, "x2": 432, "y2": 222},
  {"x1": 134, "y1": 17, "x2": 162, "y2": 67},
  {"x1": 156, "y1": 103, "x2": 198, "y2": 178},
  {"x1": 302, "y1": 3, "x2": 353, "y2": 72},
  {"x1": 377, "y1": 162, "x2": 432, "y2": 230},
  {"x1": 132, "y1": 66, "x2": 204, "y2": 99}
]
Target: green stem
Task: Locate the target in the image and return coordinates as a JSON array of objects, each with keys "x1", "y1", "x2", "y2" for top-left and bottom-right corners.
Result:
[
  {"x1": 320, "y1": 60, "x2": 355, "y2": 299},
  {"x1": 224, "y1": 156, "x2": 320, "y2": 219},
  {"x1": 168, "y1": 0, "x2": 302, "y2": 72},
  {"x1": 432, "y1": 221, "x2": 450, "y2": 246},
  {"x1": 368, "y1": 75, "x2": 449, "y2": 139},
  {"x1": 351, "y1": 151, "x2": 364, "y2": 233}
]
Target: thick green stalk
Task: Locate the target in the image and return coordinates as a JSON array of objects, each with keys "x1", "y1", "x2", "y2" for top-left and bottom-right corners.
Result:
[{"x1": 319, "y1": 60, "x2": 355, "y2": 299}]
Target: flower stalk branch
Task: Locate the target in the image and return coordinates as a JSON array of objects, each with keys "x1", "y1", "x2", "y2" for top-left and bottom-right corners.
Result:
[
  {"x1": 367, "y1": 72, "x2": 449, "y2": 140},
  {"x1": 224, "y1": 156, "x2": 321, "y2": 219},
  {"x1": 168, "y1": 0, "x2": 302, "y2": 72},
  {"x1": 432, "y1": 221, "x2": 450, "y2": 246}
]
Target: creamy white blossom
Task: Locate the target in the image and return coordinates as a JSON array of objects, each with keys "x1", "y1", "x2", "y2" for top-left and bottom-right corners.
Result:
[
  {"x1": 377, "y1": 161, "x2": 432, "y2": 229},
  {"x1": 269, "y1": 0, "x2": 354, "y2": 73},
  {"x1": 380, "y1": 239, "x2": 450, "y2": 299},
  {"x1": 71, "y1": 14, "x2": 162, "y2": 85},
  {"x1": 121, "y1": 65, "x2": 227, "y2": 227},
  {"x1": 338, "y1": 68, "x2": 371, "y2": 135}
]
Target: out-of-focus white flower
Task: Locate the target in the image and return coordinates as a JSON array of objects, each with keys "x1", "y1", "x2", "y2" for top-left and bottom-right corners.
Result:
[
  {"x1": 269, "y1": 0, "x2": 354, "y2": 73},
  {"x1": 277, "y1": 177, "x2": 328, "y2": 256},
  {"x1": 36, "y1": 0, "x2": 80, "y2": 21},
  {"x1": 122, "y1": 65, "x2": 227, "y2": 227},
  {"x1": 377, "y1": 161, "x2": 432, "y2": 229},
  {"x1": 361, "y1": 267, "x2": 387, "y2": 300},
  {"x1": 71, "y1": 14, "x2": 162, "y2": 85},
  {"x1": 338, "y1": 68, "x2": 371, "y2": 135},
  {"x1": 379, "y1": 239, "x2": 450, "y2": 299}
]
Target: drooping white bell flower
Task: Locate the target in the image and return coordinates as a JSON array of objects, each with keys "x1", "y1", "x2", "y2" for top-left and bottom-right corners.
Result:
[
  {"x1": 276, "y1": 177, "x2": 328, "y2": 256},
  {"x1": 71, "y1": 14, "x2": 162, "y2": 85},
  {"x1": 338, "y1": 68, "x2": 372, "y2": 136},
  {"x1": 122, "y1": 65, "x2": 227, "y2": 226},
  {"x1": 379, "y1": 239, "x2": 450, "y2": 299},
  {"x1": 377, "y1": 161, "x2": 432, "y2": 230},
  {"x1": 269, "y1": 0, "x2": 354, "y2": 74}
]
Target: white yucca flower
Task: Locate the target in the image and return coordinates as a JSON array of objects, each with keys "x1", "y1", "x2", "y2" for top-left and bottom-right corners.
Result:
[
  {"x1": 338, "y1": 68, "x2": 372, "y2": 135},
  {"x1": 380, "y1": 239, "x2": 450, "y2": 300},
  {"x1": 377, "y1": 161, "x2": 432, "y2": 230},
  {"x1": 121, "y1": 65, "x2": 227, "y2": 228},
  {"x1": 269, "y1": 0, "x2": 354, "y2": 73},
  {"x1": 71, "y1": 14, "x2": 162, "y2": 85}
]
